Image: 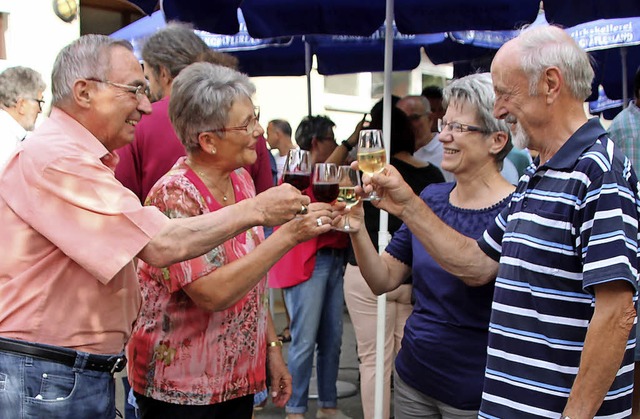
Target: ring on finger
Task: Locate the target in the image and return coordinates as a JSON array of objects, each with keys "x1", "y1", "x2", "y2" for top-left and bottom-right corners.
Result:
[
  {"x1": 299, "y1": 204, "x2": 308, "y2": 215},
  {"x1": 316, "y1": 217, "x2": 323, "y2": 227}
]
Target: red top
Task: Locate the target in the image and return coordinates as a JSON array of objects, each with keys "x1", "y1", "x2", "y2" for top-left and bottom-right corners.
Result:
[{"x1": 268, "y1": 185, "x2": 348, "y2": 289}]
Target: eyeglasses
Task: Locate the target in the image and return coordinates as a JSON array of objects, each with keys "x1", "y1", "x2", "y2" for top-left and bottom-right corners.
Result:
[
  {"x1": 201, "y1": 106, "x2": 261, "y2": 136},
  {"x1": 438, "y1": 119, "x2": 490, "y2": 134},
  {"x1": 85, "y1": 77, "x2": 150, "y2": 100},
  {"x1": 26, "y1": 98, "x2": 45, "y2": 111}
]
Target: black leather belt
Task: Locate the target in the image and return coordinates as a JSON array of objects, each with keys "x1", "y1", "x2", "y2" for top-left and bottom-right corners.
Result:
[{"x1": 0, "y1": 337, "x2": 126, "y2": 374}]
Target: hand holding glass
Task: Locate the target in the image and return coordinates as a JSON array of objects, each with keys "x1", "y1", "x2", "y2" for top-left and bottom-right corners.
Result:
[
  {"x1": 282, "y1": 149, "x2": 311, "y2": 191},
  {"x1": 357, "y1": 129, "x2": 386, "y2": 200}
]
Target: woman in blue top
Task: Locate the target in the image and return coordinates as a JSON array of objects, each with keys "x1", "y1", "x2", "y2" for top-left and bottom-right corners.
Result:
[{"x1": 346, "y1": 73, "x2": 515, "y2": 418}]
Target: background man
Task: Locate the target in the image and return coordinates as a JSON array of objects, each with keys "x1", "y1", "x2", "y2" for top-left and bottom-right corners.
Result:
[
  {"x1": 0, "y1": 66, "x2": 46, "y2": 166},
  {"x1": 421, "y1": 85, "x2": 445, "y2": 134},
  {"x1": 396, "y1": 94, "x2": 453, "y2": 181},
  {"x1": 609, "y1": 66, "x2": 640, "y2": 171},
  {"x1": 266, "y1": 118, "x2": 295, "y2": 181},
  {"x1": 115, "y1": 23, "x2": 273, "y2": 203},
  {"x1": 606, "y1": 65, "x2": 640, "y2": 418}
]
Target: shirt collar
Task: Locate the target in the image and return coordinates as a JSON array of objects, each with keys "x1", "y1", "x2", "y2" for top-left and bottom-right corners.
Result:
[{"x1": 538, "y1": 118, "x2": 606, "y2": 171}]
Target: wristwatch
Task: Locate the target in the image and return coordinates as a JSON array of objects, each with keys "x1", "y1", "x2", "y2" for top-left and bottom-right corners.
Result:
[{"x1": 341, "y1": 140, "x2": 354, "y2": 151}]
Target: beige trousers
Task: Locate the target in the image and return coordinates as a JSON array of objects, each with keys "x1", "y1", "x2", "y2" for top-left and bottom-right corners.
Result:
[{"x1": 343, "y1": 264, "x2": 413, "y2": 419}]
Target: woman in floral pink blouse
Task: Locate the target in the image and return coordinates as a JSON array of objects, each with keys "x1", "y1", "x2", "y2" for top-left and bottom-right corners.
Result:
[{"x1": 126, "y1": 62, "x2": 338, "y2": 419}]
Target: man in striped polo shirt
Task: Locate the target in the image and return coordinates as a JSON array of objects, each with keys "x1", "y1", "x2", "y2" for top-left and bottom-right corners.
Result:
[{"x1": 362, "y1": 25, "x2": 639, "y2": 418}]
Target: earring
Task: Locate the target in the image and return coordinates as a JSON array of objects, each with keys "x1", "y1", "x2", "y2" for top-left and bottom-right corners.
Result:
[{"x1": 211, "y1": 148, "x2": 216, "y2": 155}]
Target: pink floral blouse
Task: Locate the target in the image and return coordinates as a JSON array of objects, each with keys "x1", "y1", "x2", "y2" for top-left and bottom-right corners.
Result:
[{"x1": 127, "y1": 157, "x2": 268, "y2": 405}]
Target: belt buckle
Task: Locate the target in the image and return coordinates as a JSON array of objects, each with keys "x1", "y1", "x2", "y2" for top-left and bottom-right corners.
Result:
[{"x1": 109, "y1": 357, "x2": 126, "y2": 374}]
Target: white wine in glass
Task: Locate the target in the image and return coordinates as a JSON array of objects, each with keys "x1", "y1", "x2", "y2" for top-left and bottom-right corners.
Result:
[
  {"x1": 336, "y1": 166, "x2": 361, "y2": 232},
  {"x1": 357, "y1": 129, "x2": 386, "y2": 200}
]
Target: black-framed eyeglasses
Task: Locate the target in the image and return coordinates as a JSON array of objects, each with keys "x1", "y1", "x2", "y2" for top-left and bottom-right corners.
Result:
[
  {"x1": 200, "y1": 106, "x2": 261, "y2": 136},
  {"x1": 26, "y1": 98, "x2": 45, "y2": 111},
  {"x1": 438, "y1": 119, "x2": 490, "y2": 134},
  {"x1": 85, "y1": 77, "x2": 150, "y2": 100}
]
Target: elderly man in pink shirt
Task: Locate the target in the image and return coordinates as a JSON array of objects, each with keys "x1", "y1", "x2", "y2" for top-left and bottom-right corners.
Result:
[{"x1": 0, "y1": 35, "x2": 311, "y2": 419}]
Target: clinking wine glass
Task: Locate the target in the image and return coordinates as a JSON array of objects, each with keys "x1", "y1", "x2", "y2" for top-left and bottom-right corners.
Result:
[
  {"x1": 357, "y1": 129, "x2": 386, "y2": 201},
  {"x1": 282, "y1": 149, "x2": 311, "y2": 191},
  {"x1": 312, "y1": 163, "x2": 340, "y2": 203},
  {"x1": 335, "y1": 165, "x2": 361, "y2": 232}
]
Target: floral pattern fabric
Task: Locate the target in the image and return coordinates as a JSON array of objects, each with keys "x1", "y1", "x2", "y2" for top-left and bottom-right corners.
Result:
[{"x1": 126, "y1": 157, "x2": 267, "y2": 405}]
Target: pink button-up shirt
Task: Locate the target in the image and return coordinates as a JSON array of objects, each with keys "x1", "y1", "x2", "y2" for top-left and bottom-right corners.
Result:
[{"x1": 0, "y1": 108, "x2": 169, "y2": 354}]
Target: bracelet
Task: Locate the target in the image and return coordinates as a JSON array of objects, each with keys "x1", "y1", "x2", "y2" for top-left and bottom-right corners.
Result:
[
  {"x1": 341, "y1": 140, "x2": 354, "y2": 151},
  {"x1": 268, "y1": 340, "x2": 283, "y2": 347}
]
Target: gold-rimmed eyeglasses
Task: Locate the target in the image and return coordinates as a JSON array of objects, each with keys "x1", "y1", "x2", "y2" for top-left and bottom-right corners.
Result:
[
  {"x1": 85, "y1": 77, "x2": 150, "y2": 100},
  {"x1": 200, "y1": 106, "x2": 261, "y2": 136}
]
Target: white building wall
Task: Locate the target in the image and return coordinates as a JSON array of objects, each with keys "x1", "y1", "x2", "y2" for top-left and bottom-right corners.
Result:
[{"x1": 0, "y1": 0, "x2": 80, "y2": 110}]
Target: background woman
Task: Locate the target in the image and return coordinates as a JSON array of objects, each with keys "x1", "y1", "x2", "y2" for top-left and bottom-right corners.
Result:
[
  {"x1": 127, "y1": 62, "x2": 337, "y2": 419},
  {"x1": 347, "y1": 73, "x2": 514, "y2": 418}
]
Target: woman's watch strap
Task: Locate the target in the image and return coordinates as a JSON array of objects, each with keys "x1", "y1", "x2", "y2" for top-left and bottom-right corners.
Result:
[{"x1": 341, "y1": 140, "x2": 354, "y2": 151}]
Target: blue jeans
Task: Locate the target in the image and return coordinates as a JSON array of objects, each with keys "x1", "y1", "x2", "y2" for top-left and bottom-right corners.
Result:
[
  {"x1": 0, "y1": 346, "x2": 118, "y2": 418},
  {"x1": 284, "y1": 248, "x2": 346, "y2": 414}
]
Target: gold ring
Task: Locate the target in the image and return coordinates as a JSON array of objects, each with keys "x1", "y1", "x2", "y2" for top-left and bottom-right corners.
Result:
[
  {"x1": 299, "y1": 205, "x2": 308, "y2": 215},
  {"x1": 316, "y1": 218, "x2": 323, "y2": 227}
]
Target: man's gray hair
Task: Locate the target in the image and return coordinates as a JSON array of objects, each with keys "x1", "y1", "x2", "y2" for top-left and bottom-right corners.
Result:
[
  {"x1": 270, "y1": 119, "x2": 292, "y2": 137},
  {"x1": 51, "y1": 34, "x2": 133, "y2": 106},
  {"x1": 169, "y1": 62, "x2": 255, "y2": 152},
  {"x1": 142, "y1": 22, "x2": 210, "y2": 80},
  {"x1": 518, "y1": 25, "x2": 594, "y2": 101},
  {"x1": 443, "y1": 72, "x2": 513, "y2": 166},
  {"x1": 0, "y1": 66, "x2": 46, "y2": 108}
]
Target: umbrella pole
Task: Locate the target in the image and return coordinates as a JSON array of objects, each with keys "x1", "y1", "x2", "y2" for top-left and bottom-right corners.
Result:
[
  {"x1": 621, "y1": 47, "x2": 628, "y2": 108},
  {"x1": 374, "y1": 1, "x2": 393, "y2": 419},
  {"x1": 305, "y1": 39, "x2": 312, "y2": 116}
]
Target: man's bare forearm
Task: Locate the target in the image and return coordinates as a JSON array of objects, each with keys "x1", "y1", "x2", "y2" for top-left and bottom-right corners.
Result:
[
  {"x1": 399, "y1": 194, "x2": 498, "y2": 286},
  {"x1": 138, "y1": 199, "x2": 263, "y2": 267}
]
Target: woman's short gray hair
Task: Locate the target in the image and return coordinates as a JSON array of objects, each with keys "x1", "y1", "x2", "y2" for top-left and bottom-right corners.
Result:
[
  {"x1": 443, "y1": 72, "x2": 513, "y2": 166},
  {"x1": 51, "y1": 34, "x2": 133, "y2": 106},
  {"x1": 169, "y1": 62, "x2": 255, "y2": 152},
  {"x1": 517, "y1": 25, "x2": 594, "y2": 101},
  {"x1": 0, "y1": 66, "x2": 46, "y2": 108}
]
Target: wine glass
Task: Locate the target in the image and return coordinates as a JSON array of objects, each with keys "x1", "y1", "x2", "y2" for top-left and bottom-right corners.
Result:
[
  {"x1": 282, "y1": 149, "x2": 311, "y2": 191},
  {"x1": 312, "y1": 163, "x2": 340, "y2": 203},
  {"x1": 357, "y1": 129, "x2": 386, "y2": 200},
  {"x1": 335, "y1": 165, "x2": 361, "y2": 232}
]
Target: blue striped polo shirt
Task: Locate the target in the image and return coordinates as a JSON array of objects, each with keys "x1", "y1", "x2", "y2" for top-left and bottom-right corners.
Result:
[{"x1": 477, "y1": 118, "x2": 640, "y2": 418}]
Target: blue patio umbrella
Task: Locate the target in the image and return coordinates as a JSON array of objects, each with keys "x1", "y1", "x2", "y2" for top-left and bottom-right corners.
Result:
[
  {"x1": 110, "y1": 10, "x2": 445, "y2": 77},
  {"x1": 127, "y1": 0, "x2": 640, "y2": 38}
]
